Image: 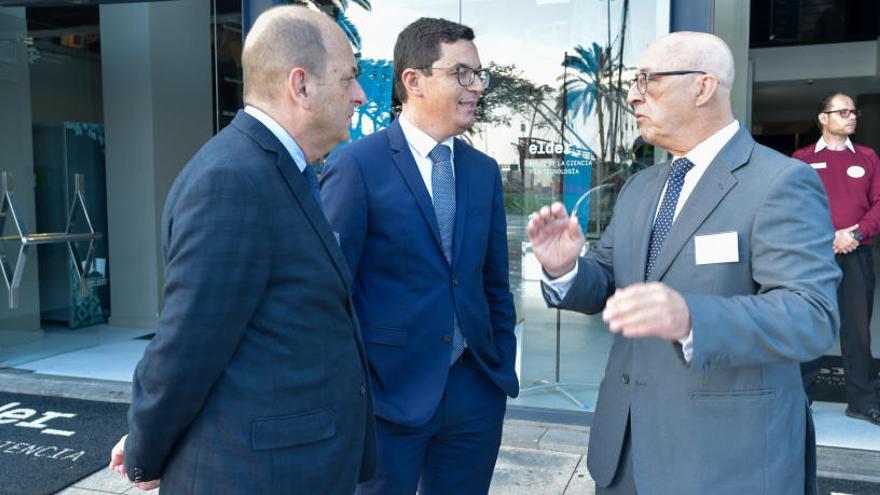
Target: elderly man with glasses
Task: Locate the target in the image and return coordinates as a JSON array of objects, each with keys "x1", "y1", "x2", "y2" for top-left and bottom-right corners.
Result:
[
  {"x1": 794, "y1": 92, "x2": 880, "y2": 427},
  {"x1": 528, "y1": 32, "x2": 840, "y2": 495},
  {"x1": 320, "y1": 16, "x2": 517, "y2": 495}
]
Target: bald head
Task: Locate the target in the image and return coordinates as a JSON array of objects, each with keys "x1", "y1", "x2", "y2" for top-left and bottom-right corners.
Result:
[
  {"x1": 629, "y1": 32, "x2": 737, "y2": 156},
  {"x1": 242, "y1": 6, "x2": 338, "y2": 103},
  {"x1": 647, "y1": 32, "x2": 735, "y2": 95}
]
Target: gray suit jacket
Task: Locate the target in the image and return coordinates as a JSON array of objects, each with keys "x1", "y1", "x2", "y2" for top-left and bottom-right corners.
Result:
[{"x1": 553, "y1": 128, "x2": 840, "y2": 495}]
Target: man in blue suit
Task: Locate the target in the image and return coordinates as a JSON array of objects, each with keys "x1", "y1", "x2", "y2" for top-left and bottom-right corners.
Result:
[
  {"x1": 321, "y1": 17, "x2": 518, "y2": 495},
  {"x1": 108, "y1": 7, "x2": 374, "y2": 493}
]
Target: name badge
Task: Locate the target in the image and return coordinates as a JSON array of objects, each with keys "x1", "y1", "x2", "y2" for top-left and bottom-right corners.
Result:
[
  {"x1": 694, "y1": 231, "x2": 739, "y2": 265},
  {"x1": 809, "y1": 162, "x2": 826, "y2": 169},
  {"x1": 847, "y1": 165, "x2": 865, "y2": 178}
]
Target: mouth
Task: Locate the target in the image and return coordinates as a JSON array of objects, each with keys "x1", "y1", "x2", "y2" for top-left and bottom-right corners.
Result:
[
  {"x1": 634, "y1": 113, "x2": 647, "y2": 122},
  {"x1": 459, "y1": 100, "x2": 478, "y2": 111}
]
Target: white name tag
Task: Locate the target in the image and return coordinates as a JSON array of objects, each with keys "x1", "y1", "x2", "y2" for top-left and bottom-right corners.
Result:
[
  {"x1": 694, "y1": 231, "x2": 739, "y2": 265},
  {"x1": 810, "y1": 162, "x2": 826, "y2": 169}
]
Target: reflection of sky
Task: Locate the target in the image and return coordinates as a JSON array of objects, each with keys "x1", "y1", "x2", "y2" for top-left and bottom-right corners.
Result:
[{"x1": 349, "y1": 0, "x2": 669, "y2": 163}]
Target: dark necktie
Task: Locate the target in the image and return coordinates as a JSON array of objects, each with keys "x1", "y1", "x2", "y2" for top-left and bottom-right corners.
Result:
[
  {"x1": 645, "y1": 157, "x2": 693, "y2": 279},
  {"x1": 302, "y1": 164, "x2": 322, "y2": 209},
  {"x1": 428, "y1": 144, "x2": 466, "y2": 364}
]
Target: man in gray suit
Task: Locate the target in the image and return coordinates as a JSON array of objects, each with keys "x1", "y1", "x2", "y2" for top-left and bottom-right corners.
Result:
[{"x1": 528, "y1": 32, "x2": 840, "y2": 495}]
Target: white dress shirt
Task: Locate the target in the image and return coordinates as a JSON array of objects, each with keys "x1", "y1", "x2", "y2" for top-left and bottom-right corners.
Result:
[
  {"x1": 814, "y1": 135, "x2": 855, "y2": 153},
  {"x1": 244, "y1": 105, "x2": 308, "y2": 173},
  {"x1": 398, "y1": 114, "x2": 455, "y2": 198},
  {"x1": 543, "y1": 120, "x2": 741, "y2": 361}
]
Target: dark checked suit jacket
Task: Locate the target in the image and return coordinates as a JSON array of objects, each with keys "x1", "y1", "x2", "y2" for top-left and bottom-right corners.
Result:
[{"x1": 124, "y1": 111, "x2": 375, "y2": 494}]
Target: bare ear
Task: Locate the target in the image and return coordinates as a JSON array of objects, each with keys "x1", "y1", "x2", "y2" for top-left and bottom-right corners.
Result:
[
  {"x1": 288, "y1": 67, "x2": 310, "y2": 108},
  {"x1": 694, "y1": 75, "x2": 719, "y2": 107},
  {"x1": 818, "y1": 112, "x2": 829, "y2": 129},
  {"x1": 401, "y1": 68, "x2": 424, "y2": 99}
]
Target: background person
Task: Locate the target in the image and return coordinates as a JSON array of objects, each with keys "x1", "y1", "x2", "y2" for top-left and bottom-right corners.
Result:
[{"x1": 794, "y1": 92, "x2": 880, "y2": 426}]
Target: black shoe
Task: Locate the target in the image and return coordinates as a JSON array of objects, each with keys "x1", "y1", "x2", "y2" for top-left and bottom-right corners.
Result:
[{"x1": 844, "y1": 406, "x2": 880, "y2": 426}]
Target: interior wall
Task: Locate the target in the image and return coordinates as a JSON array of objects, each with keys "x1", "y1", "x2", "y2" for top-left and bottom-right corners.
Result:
[
  {"x1": 0, "y1": 7, "x2": 44, "y2": 341},
  {"x1": 101, "y1": 0, "x2": 212, "y2": 328}
]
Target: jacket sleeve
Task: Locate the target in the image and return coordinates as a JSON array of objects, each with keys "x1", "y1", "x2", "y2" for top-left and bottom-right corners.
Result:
[
  {"x1": 482, "y1": 165, "x2": 518, "y2": 386},
  {"x1": 684, "y1": 162, "x2": 841, "y2": 370},
  {"x1": 125, "y1": 163, "x2": 271, "y2": 482}
]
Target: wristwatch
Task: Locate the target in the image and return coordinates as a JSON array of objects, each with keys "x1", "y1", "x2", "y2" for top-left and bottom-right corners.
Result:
[{"x1": 852, "y1": 229, "x2": 864, "y2": 241}]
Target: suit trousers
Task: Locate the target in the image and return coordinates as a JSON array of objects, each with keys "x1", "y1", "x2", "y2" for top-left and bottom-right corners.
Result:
[
  {"x1": 802, "y1": 246, "x2": 878, "y2": 410},
  {"x1": 357, "y1": 353, "x2": 506, "y2": 495},
  {"x1": 597, "y1": 415, "x2": 637, "y2": 495}
]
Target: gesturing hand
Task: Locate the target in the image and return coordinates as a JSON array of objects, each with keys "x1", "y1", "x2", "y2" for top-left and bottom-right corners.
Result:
[
  {"x1": 526, "y1": 202, "x2": 585, "y2": 278},
  {"x1": 603, "y1": 282, "x2": 691, "y2": 341}
]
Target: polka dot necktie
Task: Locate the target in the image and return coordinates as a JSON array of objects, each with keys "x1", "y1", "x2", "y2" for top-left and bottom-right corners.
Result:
[
  {"x1": 428, "y1": 144, "x2": 466, "y2": 364},
  {"x1": 645, "y1": 157, "x2": 694, "y2": 280}
]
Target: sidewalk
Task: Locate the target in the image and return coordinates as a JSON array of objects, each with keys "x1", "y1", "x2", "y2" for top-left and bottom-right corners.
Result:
[{"x1": 2, "y1": 371, "x2": 879, "y2": 495}]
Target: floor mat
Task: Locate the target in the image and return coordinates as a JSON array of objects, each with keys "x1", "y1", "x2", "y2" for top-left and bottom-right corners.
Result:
[{"x1": 0, "y1": 391, "x2": 128, "y2": 495}]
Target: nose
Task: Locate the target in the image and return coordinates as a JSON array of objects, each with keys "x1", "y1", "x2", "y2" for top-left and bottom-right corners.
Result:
[
  {"x1": 468, "y1": 79, "x2": 484, "y2": 95},
  {"x1": 351, "y1": 79, "x2": 366, "y2": 106},
  {"x1": 626, "y1": 83, "x2": 642, "y2": 105}
]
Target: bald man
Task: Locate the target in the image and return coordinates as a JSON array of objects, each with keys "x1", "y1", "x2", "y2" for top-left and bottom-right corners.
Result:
[
  {"x1": 108, "y1": 6, "x2": 374, "y2": 493},
  {"x1": 528, "y1": 32, "x2": 840, "y2": 495}
]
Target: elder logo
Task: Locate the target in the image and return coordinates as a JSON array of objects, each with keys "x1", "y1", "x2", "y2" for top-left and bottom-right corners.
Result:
[{"x1": 0, "y1": 401, "x2": 77, "y2": 437}]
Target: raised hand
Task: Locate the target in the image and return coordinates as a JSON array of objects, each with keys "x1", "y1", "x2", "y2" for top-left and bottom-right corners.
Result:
[{"x1": 527, "y1": 202, "x2": 585, "y2": 278}]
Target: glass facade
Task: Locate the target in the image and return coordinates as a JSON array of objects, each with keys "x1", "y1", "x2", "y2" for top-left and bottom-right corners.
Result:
[
  {"x1": 0, "y1": 0, "x2": 674, "y2": 415},
  {"x1": 0, "y1": 0, "x2": 878, "y2": 465}
]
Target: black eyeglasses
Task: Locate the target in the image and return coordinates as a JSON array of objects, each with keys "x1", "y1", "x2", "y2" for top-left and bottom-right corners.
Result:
[
  {"x1": 417, "y1": 66, "x2": 491, "y2": 89},
  {"x1": 822, "y1": 108, "x2": 861, "y2": 119},
  {"x1": 630, "y1": 70, "x2": 707, "y2": 95}
]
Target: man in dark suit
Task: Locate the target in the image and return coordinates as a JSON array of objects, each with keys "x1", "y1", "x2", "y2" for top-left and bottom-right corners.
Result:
[
  {"x1": 321, "y1": 17, "x2": 518, "y2": 495},
  {"x1": 528, "y1": 32, "x2": 841, "y2": 494},
  {"x1": 108, "y1": 6, "x2": 374, "y2": 493}
]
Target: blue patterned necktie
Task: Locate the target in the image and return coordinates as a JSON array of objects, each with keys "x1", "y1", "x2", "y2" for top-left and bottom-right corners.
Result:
[
  {"x1": 428, "y1": 144, "x2": 466, "y2": 364},
  {"x1": 645, "y1": 157, "x2": 694, "y2": 279},
  {"x1": 302, "y1": 164, "x2": 322, "y2": 209}
]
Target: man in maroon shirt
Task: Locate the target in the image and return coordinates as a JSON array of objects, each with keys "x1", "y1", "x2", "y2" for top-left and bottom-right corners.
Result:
[{"x1": 793, "y1": 92, "x2": 880, "y2": 426}]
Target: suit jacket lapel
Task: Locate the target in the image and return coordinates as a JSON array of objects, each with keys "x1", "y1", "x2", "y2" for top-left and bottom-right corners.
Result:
[
  {"x1": 232, "y1": 111, "x2": 353, "y2": 292},
  {"x1": 387, "y1": 120, "x2": 446, "y2": 257},
  {"x1": 647, "y1": 128, "x2": 754, "y2": 282},
  {"x1": 452, "y1": 139, "x2": 470, "y2": 266}
]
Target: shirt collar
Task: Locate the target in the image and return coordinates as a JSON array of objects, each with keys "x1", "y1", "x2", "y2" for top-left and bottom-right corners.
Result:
[
  {"x1": 244, "y1": 105, "x2": 308, "y2": 172},
  {"x1": 674, "y1": 120, "x2": 740, "y2": 171},
  {"x1": 815, "y1": 136, "x2": 855, "y2": 153},
  {"x1": 398, "y1": 114, "x2": 455, "y2": 162}
]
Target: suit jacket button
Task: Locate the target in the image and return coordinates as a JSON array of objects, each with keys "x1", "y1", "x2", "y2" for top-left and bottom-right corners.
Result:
[
  {"x1": 359, "y1": 384, "x2": 366, "y2": 395},
  {"x1": 133, "y1": 467, "x2": 144, "y2": 482},
  {"x1": 452, "y1": 277, "x2": 458, "y2": 286},
  {"x1": 621, "y1": 373, "x2": 630, "y2": 385},
  {"x1": 443, "y1": 335, "x2": 452, "y2": 343}
]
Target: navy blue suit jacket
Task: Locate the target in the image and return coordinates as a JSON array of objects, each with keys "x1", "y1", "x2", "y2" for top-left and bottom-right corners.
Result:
[
  {"x1": 125, "y1": 111, "x2": 375, "y2": 494},
  {"x1": 321, "y1": 119, "x2": 518, "y2": 427}
]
